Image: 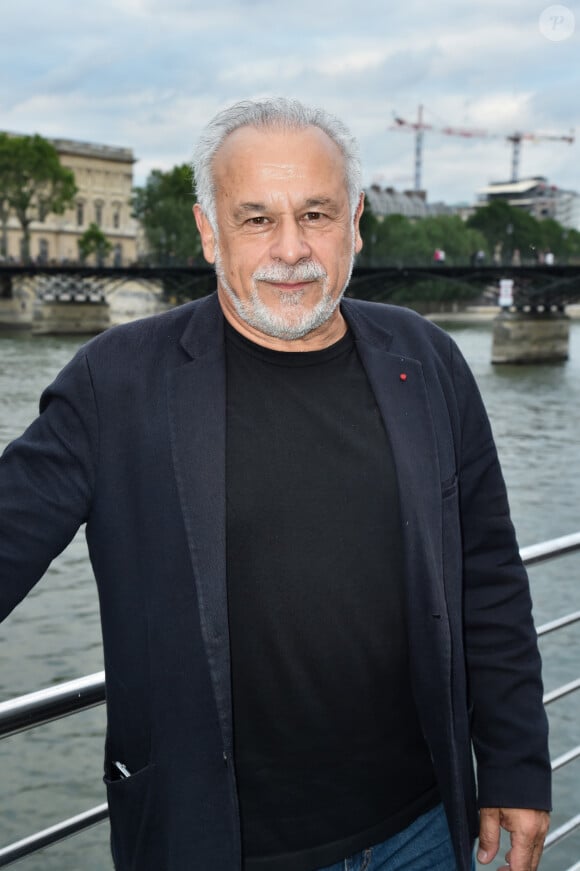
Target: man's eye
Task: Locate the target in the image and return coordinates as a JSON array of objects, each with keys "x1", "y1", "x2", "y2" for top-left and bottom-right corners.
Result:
[
  {"x1": 248, "y1": 216, "x2": 269, "y2": 225},
  {"x1": 304, "y1": 212, "x2": 322, "y2": 221}
]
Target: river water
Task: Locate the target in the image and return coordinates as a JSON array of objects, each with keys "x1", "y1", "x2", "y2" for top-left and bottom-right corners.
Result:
[{"x1": 0, "y1": 317, "x2": 579, "y2": 870}]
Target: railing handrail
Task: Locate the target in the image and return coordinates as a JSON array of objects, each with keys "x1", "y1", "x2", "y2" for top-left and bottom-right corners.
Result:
[
  {"x1": 0, "y1": 670, "x2": 105, "y2": 739},
  {"x1": 519, "y1": 531, "x2": 580, "y2": 566},
  {"x1": 0, "y1": 530, "x2": 579, "y2": 866},
  {"x1": 537, "y1": 611, "x2": 580, "y2": 638},
  {"x1": 1, "y1": 532, "x2": 578, "y2": 739},
  {"x1": 0, "y1": 804, "x2": 108, "y2": 867}
]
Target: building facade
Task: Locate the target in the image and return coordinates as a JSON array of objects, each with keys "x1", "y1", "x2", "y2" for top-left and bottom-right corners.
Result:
[
  {"x1": 364, "y1": 185, "x2": 453, "y2": 220},
  {"x1": 477, "y1": 176, "x2": 580, "y2": 231},
  {"x1": 2, "y1": 136, "x2": 139, "y2": 265}
]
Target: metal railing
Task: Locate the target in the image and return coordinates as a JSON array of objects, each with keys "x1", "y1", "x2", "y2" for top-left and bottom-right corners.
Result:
[{"x1": 0, "y1": 531, "x2": 579, "y2": 868}]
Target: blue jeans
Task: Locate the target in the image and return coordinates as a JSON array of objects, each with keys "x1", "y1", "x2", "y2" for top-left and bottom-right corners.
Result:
[{"x1": 315, "y1": 803, "x2": 474, "y2": 871}]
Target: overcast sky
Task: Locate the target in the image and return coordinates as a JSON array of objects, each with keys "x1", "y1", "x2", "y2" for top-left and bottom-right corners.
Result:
[{"x1": 2, "y1": 0, "x2": 578, "y2": 204}]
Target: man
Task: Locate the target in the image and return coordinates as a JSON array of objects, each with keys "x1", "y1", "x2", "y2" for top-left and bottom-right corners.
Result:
[{"x1": 0, "y1": 98, "x2": 550, "y2": 871}]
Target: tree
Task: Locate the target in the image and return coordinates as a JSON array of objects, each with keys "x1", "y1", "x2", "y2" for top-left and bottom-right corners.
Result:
[
  {"x1": 0, "y1": 133, "x2": 77, "y2": 261},
  {"x1": 357, "y1": 200, "x2": 383, "y2": 265},
  {"x1": 132, "y1": 164, "x2": 202, "y2": 265},
  {"x1": 416, "y1": 215, "x2": 487, "y2": 265},
  {"x1": 0, "y1": 134, "x2": 12, "y2": 259},
  {"x1": 78, "y1": 222, "x2": 113, "y2": 265},
  {"x1": 536, "y1": 218, "x2": 568, "y2": 260},
  {"x1": 467, "y1": 200, "x2": 540, "y2": 263},
  {"x1": 563, "y1": 228, "x2": 580, "y2": 262}
]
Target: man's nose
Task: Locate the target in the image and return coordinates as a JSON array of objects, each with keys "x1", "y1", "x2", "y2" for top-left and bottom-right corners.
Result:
[{"x1": 269, "y1": 219, "x2": 312, "y2": 264}]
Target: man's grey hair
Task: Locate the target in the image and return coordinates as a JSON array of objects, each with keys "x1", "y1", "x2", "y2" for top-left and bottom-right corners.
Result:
[{"x1": 192, "y1": 97, "x2": 362, "y2": 230}]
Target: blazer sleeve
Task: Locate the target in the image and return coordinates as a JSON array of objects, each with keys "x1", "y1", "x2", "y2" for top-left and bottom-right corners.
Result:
[
  {"x1": 451, "y1": 340, "x2": 551, "y2": 811},
  {"x1": 0, "y1": 349, "x2": 98, "y2": 621}
]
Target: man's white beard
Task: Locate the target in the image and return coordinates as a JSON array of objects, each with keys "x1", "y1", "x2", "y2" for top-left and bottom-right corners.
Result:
[{"x1": 215, "y1": 248, "x2": 355, "y2": 341}]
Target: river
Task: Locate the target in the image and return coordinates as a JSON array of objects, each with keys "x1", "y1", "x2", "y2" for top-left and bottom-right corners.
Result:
[{"x1": 0, "y1": 316, "x2": 579, "y2": 870}]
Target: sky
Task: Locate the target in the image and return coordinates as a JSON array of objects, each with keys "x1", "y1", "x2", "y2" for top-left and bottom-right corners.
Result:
[{"x1": 2, "y1": 0, "x2": 579, "y2": 205}]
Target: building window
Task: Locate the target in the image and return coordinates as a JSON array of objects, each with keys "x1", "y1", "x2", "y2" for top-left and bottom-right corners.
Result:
[
  {"x1": 76, "y1": 202, "x2": 85, "y2": 227},
  {"x1": 95, "y1": 201, "x2": 104, "y2": 227},
  {"x1": 38, "y1": 239, "x2": 49, "y2": 263},
  {"x1": 113, "y1": 244, "x2": 122, "y2": 267},
  {"x1": 113, "y1": 207, "x2": 121, "y2": 229},
  {"x1": 38, "y1": 199, "x2": 48, "y2": 223}
]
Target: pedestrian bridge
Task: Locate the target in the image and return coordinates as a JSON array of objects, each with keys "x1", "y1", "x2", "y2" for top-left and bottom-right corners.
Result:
[
  {"x1": 2, "y1": 263, "x2": 580, "y2": 310},
  {"x1": 2, "y1": 264, "x2": 580, "y2": 361}
]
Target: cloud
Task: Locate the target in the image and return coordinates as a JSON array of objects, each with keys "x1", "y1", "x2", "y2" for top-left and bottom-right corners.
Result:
[{"x1": 1, "y1": 0, "x2": 578, "y2": 201}]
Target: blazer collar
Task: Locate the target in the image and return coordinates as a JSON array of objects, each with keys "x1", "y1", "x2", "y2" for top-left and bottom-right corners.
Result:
[
  {"x1": 179, "y1": 292, "x2": 225, "y2": 360},
  {"x1": 177, "y1": 293, "x2": 398, "y2": 360}
]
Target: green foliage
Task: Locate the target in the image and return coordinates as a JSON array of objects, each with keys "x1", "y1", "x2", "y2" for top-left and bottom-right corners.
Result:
[
  {"x1": 357, "y1": 200, "x2": 487, "y2": 267},
  {"x1": 465, "y1": 200, "x2": 580, "y2": 263},
  {"x1": 564, "y1": 228, "x2": 580, "y2": 260},
  {"x1": 389, "y1": 279, "x2": 479, "y2": 303},
  {"x1": 537, "y1": 218, "x2": 568, "y2": 259},
  {"x1": 467, "y1": 200, "x2": 537, "y2": 261},
  {"x1": 132, "y1": 164, "x2": 202, "y2": 265},
  {"x1": 358, "y1": 196, "x2": 580, "y2": 267},
  {"x1": 77, "y1": 223, "x2": 113, "y2": 264},
  {"x1": 0, "y1": 132, "x2": 77, "y2": 261}
]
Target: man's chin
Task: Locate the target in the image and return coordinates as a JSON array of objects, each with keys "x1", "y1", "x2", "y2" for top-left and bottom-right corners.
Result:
[{"x1": 250, "y1": 300, "x2": 338, "y2": 340}]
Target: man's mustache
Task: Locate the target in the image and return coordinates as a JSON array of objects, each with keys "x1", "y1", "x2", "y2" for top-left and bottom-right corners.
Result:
[{"x1": 253, "y1": 262, "x2": 327, "y2": 282}]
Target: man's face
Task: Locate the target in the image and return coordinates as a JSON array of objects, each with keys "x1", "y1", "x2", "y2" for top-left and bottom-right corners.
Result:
[{"x1": 194, "y1": 125, "x2": 363, "y2": 349}]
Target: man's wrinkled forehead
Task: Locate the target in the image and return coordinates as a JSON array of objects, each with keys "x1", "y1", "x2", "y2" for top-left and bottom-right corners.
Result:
[{"x1": 211, "y1": 123, "x2": 348, "y2": 189}]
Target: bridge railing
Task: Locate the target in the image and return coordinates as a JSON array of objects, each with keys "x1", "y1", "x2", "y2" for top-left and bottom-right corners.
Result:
[
  {"x1": 2, "y1": 263, "x2": 580, "y2": 309},
  {"x1": 0, "y1": 532, "x2": 579, "y2": 868}
]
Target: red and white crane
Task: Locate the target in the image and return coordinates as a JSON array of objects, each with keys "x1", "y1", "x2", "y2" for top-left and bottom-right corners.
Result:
[{"x1": 392, "y1": 105, "x2": 575, "y2": 190}]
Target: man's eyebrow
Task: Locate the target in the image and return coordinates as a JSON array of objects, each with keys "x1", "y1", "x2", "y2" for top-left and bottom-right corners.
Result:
[
  {"x1": 234, "y1": 202, "x2": 267, "y2": 217},
  {"x1": 304, "y1": 197, "x2": 338, "y2": 210},
  {"x1": 232, "y1": 197, "x2": 339, "y2": 218}
]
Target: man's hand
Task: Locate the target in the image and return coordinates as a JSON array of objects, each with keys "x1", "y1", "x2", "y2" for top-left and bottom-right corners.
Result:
[{"x1": 477, "y1": 807, "x2": 550, "y2": 871}]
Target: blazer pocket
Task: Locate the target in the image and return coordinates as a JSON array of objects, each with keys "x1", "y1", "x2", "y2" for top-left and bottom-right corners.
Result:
[{"x1": 105, "y1": 762, "x2": 156, "y2": 870}]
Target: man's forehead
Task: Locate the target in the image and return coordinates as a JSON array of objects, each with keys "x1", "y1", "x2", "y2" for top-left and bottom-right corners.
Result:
[{"x1": 213, "y1": 124, "x2": 344, "y2": 174}]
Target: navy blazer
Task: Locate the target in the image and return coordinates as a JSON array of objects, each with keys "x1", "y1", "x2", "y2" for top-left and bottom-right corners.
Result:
[{"x1": 0, "y1": 293, "x2": 551, "y2": 870}]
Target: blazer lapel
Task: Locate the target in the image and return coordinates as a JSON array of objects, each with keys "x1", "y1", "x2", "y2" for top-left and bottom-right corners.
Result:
[
  {"x1": 165, "y1": 294, "x2": 451, "y2": 753},
  {"x1": 342, "y1": 302, "x2": 449, "y2": 629},
  {"x1": 166, "y1": 295, "x2": 233, "y2": 753}
]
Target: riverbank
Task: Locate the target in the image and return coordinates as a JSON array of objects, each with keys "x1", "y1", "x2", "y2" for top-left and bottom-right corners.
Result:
[
  {"x1": 427, "y1": 303, "x2": 580, "y2": 322},
  {"x1": 2, "y1": 296, "x2": 580, "y2": 335}
]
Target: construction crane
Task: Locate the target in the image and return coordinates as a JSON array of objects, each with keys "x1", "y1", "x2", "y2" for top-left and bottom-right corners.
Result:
[{"x1": 392, "y1": 105, "x2": 575, "y2": 190}]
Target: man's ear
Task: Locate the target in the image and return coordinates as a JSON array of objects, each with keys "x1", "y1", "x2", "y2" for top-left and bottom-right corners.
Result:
[
  {"x1": 353, "y1": 192, "x2": 364, "y2": 255},
  {"x1": 193, "y1": 204, "x2": 217, "y2": 264}
]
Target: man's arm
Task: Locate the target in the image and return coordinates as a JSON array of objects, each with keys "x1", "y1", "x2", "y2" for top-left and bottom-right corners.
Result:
[
  {"x1": 0, "y1": 350, "x2": 97, "y2": 620},
  {"x1": 449, "y1": 341, "x2": 551, "y2": 837}
]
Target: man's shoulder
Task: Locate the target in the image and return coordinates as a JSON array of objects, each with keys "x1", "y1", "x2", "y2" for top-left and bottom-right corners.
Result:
[
  {"x1": 80, "y1": 294, "x2": 219, "y2": 363},
  {"x1": 342, "y1": 297, "x2": 453, "y2": 355}
]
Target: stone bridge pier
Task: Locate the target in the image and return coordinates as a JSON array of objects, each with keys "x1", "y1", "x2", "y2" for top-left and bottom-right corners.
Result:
[{"x1": 492, "y1": 309, "x2": 570, "y2": 364}]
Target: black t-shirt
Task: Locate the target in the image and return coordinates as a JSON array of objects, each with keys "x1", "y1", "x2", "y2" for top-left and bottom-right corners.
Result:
[{"x1": 225, "y1": 322, "x2": 438, "y2": 871}]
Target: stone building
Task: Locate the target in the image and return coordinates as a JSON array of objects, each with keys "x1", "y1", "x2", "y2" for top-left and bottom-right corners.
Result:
[
  {"x1": 477, "y1": 176, "x2": 580, "y2": 231},
  {"x1": 364, "y1": 184, "x2": 453, "y2": 220},
  {"x1": 2, "y1": 136, "x2": 139, "y2": 265}
]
